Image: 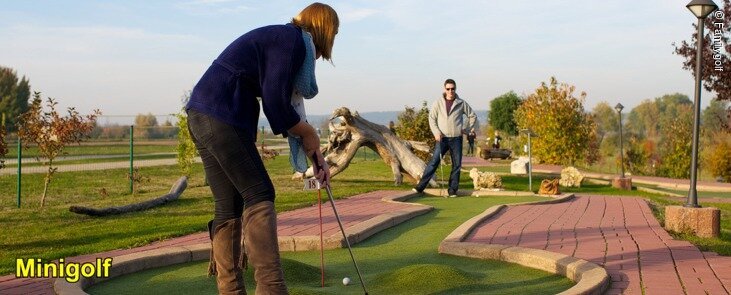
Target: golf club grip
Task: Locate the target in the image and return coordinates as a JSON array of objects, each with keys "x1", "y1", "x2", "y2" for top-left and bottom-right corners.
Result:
[{"x1": 310, "y1": 153, "x2": 324, "y2": 173}]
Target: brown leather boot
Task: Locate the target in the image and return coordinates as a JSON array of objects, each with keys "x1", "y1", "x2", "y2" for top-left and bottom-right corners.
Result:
[
  {"x1": 210, "y1": 218, "x2": 246, "y2": 295},
  {"x1": 243, "y1": 201, "x2": 288, "y2": 295}
]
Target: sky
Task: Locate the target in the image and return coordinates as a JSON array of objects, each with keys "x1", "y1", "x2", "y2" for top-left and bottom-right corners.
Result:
[{"x1": 0, "y1": 0, "x2": 725, "y2": 124}]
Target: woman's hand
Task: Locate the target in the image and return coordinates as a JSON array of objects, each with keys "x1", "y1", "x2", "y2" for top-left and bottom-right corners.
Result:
[{"x1": 288, "y1": 120, "x2": 330, "y2": 186}]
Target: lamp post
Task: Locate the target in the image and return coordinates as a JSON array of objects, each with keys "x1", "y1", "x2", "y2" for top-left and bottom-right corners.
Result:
[
  {"x1": 615, "y1": 103, "x2": 625, "y2": 178},
  {"x1": 685, "y1": 0, "x2": 718, "y2": 208},
  {"x1": 521, "y1": 128, "x2": 537, "y2": 192}
]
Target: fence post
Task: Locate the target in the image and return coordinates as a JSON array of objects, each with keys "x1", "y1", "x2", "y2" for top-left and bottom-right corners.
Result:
[
  {"x1": 129, "y1": 125, "x2": 134, "y2": 194},
  {"x1": 17, "y1": 138, "x2": 21, "y2": 208}
]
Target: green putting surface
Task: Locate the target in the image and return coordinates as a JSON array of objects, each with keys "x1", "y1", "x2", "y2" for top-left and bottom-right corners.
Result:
[{"x1": 87, "y1": 195, "x2": 574, "y2": 295}]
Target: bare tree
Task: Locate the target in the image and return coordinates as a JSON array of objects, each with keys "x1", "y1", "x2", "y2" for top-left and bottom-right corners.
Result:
[{"x1": 18, "y1": 92, "x2": 100, "y2": 207}]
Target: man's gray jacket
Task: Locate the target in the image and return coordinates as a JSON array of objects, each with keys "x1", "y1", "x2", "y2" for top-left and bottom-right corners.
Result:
[{"x1": 428, "y1": 95, "x2": 478, "y2": 138}]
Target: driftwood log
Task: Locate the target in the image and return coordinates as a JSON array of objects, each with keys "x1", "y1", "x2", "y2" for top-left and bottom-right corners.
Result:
[
  {"x1": 69, "y1": 176, "x2": 188, "y2": 216},
  {"x1": 305, "y1": 107, "x2": 436, "y2": 187}
]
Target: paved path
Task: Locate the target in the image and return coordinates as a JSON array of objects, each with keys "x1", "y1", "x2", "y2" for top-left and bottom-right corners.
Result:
[
  {"x1": 465, "y1": 195, "x2": 731, "y2": 295},
  {"x1": 0, "y1": 190, "x2": 424, "y2": 295}
]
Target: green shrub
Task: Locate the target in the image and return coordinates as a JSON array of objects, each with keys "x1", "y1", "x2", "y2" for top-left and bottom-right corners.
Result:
[
  {"x1": 705, "y1": 132, "x2": 731, "y2": 182},
  {"x1": 656, "y1": 104, "x2": 692, "y2": 178},
  {"x1": 395, "y1": 102, "x2": 434, "y2": 161}
]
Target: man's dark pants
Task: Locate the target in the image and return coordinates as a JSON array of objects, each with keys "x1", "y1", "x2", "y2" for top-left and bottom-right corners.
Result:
[{"x1": 415, "y1": 136, "x2": 463, "y2": 195}]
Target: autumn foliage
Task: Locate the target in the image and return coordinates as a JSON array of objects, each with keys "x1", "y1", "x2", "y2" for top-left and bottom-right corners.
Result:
[
  {"x1": 395, "y1": 102, "x2": 435, "y2": 161},
  {"x1": 17, "y1": 92, "x2": 100, "y2": 207},
  {"x1": 514, "y1": 77, "x2": 596, "y2": 165},
  {"x1": 657, "y1": 104, "x2": 694, "y2": 178},
  {"x1": 705, "y1": 131, "x2": 731, "y2": 182}
]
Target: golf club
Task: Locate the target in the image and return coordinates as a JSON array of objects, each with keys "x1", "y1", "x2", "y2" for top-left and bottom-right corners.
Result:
[
  {"x1": 312, "y1": 157, "x2": 368, "y2": 295},
  {"x1": 440, "y1": 153, "x2": 446, "y2": 197}
]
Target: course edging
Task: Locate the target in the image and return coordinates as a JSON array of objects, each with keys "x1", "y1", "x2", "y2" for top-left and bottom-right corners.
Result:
[
  {"x1": 53, "y1": 190, "x2": 433, "y2": 294},
  {"x1": 438, "y1": 193, "x2": 611, "y2": 295}
]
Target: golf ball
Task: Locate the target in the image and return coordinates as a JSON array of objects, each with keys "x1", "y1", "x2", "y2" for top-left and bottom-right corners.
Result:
[{"x1": 342, "y1": 277, "x2": 351, "y2": 286}]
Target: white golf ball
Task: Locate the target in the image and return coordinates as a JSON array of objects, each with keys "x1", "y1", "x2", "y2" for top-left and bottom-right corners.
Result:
[{"x1": 342, "y1": 277, "x2": 351, "y2": 286}]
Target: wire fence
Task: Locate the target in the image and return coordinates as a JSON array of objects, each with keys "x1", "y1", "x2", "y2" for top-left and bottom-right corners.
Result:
[
  {"x1": 0, "y1": 116, "x2": 381, "y2": 208},
  {"x1": 1, "y1": 125, "x2": 181, "y2": 207}
]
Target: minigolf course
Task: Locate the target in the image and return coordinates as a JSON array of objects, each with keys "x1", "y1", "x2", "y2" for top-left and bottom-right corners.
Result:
[
  {"x1": 3, "y1": 177, "x2": 731, "y2": 294},
  {"x1": 40, "y1": 192, "x2": 579, "y2": 295}
]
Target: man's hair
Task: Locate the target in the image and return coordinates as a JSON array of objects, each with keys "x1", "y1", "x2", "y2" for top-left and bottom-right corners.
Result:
[
  {"x1": 444, "y1": 79, "x2": 456, "y2": 87},
  {"x1": 292, "y1": 3, "x2": 339, "y2": 61}
]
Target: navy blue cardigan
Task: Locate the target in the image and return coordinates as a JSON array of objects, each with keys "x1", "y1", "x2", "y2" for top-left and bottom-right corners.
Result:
[{"x1": 186, "y1": 24, "x2": 306, "y2": 140}]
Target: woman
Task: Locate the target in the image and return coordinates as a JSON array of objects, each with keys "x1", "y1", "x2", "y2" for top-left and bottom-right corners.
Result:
[{"x1": 186, "y1": 3, "x2": 337, "y2": 294}]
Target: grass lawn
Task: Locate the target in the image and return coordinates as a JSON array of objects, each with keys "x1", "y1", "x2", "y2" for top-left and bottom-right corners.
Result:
[
  {"x1": 0, "y1": 156, "x2": 411, "y2": 275},
  {"x1": 2, "y1": 150, "x2": 731, "y2": 287},
  {"x1": 87, "y1": 195, "x2": 574, "y2": 295},
  {"x1": 650, "y1": 187, "x2": 731, "y2": 199}
]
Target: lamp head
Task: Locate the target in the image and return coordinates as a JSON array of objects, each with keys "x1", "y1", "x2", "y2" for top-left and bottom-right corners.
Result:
[
  {"x1": 615, "y1": 103, "x2": 624, "y2": 113},
  {"x1": 686, "y1": 0, "x2": 719, "y2": 18}
]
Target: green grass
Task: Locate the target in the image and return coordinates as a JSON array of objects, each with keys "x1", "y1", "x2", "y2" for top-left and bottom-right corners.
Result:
[
  {"x1": 0, "y1": 156, "x2": 412, "y2": 275},
  {"x1": 639, "y1": 195, "x2": 731, "y2": 256},
  {"x1": 650, "y1": 187, "x2": 731, "y2": 199},
  {"x1": 87, "y1": 195, "x2": 574, "y2": 295},
  {"x1": 575, "y1": 156, "x2": 721, "y2": 182},
  {"x1": 460, "y1": 171, "x2": 660, "y2": 197}
]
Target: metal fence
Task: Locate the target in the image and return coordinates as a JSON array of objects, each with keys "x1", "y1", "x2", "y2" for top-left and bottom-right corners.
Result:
[
  {"x1": 0, "y1": 116, "x2": 383, "y2": 208},
  {"x1": 1, "y1": 124, "x2": 180, "y2": 208}
]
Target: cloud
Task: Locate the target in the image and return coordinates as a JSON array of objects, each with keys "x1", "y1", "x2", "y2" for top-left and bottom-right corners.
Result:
[
  {"x1": 175, "y1": 0, "x2": 252, "y2": 15},
  {"x1": 0, "y1": 25, "x2": 201, "y2": 61},
  {"x1": 342, "y1": 8, "x2": 380, "y2": 23}
]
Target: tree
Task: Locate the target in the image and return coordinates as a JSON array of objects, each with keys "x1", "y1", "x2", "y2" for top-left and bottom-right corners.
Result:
[
  {"x1": 513, "y1": 77, "x2": 596, "y2": 165},
  {"x1": 702, "y1": 99, "x2": 730, "y2": 133},
  {"x1": 657, "y1": 104, "x2": 694, "y2": 178},
  {"x1": 0, "y1": 66, "x2": 31, "y2": 132},
  {"x1": 176, "y1": 92, "x2": 197, "y2": 177},
  {"x1": 625, "y1": 99, "x2": 660, "y2": 139},
  {"x1": 673, "y1": 0, "x2": 731, "y2": 114},
  {"x1": 0, "y1": 124, "x2": 7, "y2": 170},
  {"x1": 626, "y1": 94, "x2": 692, "y2": 140},
  {"x1": 704, "y1": 131, "x2": 731, "y2": 182},
  {"x1": 134, "y1": 113, "x2": 159, "y2": 139},
  {"x1": 17, "y1": 92, "x2": 100, "y2": 207},
  {"x1": 591, "y1": 102, "x2": 620, "y2": 158},
  {"x1": 395, "y1": 102, "x2": 434, "y2": 161},
  {"x1": 488, "y1": 91, "x2": 522, "y2": 136}
]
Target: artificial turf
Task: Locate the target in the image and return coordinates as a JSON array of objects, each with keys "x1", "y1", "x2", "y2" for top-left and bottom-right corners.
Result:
[{"x1": 87, "y1": 195, "x2": 575, "y2": 295}]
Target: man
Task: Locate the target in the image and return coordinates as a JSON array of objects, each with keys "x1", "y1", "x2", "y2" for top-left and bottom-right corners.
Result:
[
  {"x1": 467, "y1": 129, "x2": 477, "y2": 155},
  {"x1": 492, "y1": 131, "x2": 502, "y2": 149},
  {"x1": 413, "y1": 79, "x2": 477, "y2": 197}
]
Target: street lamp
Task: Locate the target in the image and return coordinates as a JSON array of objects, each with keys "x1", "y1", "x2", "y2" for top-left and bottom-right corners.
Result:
[
  {"x1": 685, "y1": 0, "x2": 718, "y2": 208},
  {"x1": 615, "y1": 103, "x2": 625, "y2": 178},
  {"x1": 521, "y1": 128, "x2": 538, "y2": 192}
]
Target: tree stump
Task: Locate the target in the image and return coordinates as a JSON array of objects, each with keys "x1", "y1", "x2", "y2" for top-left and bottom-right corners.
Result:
[{"x1": 304, "y1": 107, "x2": 436, "y2": 187}]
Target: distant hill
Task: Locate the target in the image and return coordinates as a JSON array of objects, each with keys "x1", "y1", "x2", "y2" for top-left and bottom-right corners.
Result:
[{"x1": 257, "y1": 110, "x2": 488, "y2": 131}]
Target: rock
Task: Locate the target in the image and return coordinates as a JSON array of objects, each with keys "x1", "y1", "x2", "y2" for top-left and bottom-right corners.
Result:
[
  {"x1": 510, "y1": 157, "x2": 529, "y2": 175},
  {"x1": 559, "y1": 166, "x2": 584, "y2": 187},
  {"x1": 469, "y1": 168, "x2": 503, "y2": 190},
  {"x1": 538, "y1": 179, "x2": 560, "y2": 195}
]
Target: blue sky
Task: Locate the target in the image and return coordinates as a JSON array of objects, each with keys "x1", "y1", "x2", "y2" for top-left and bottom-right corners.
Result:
[{"x1": 0, "y1": 0, "x2": 723, "y2": 121}]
